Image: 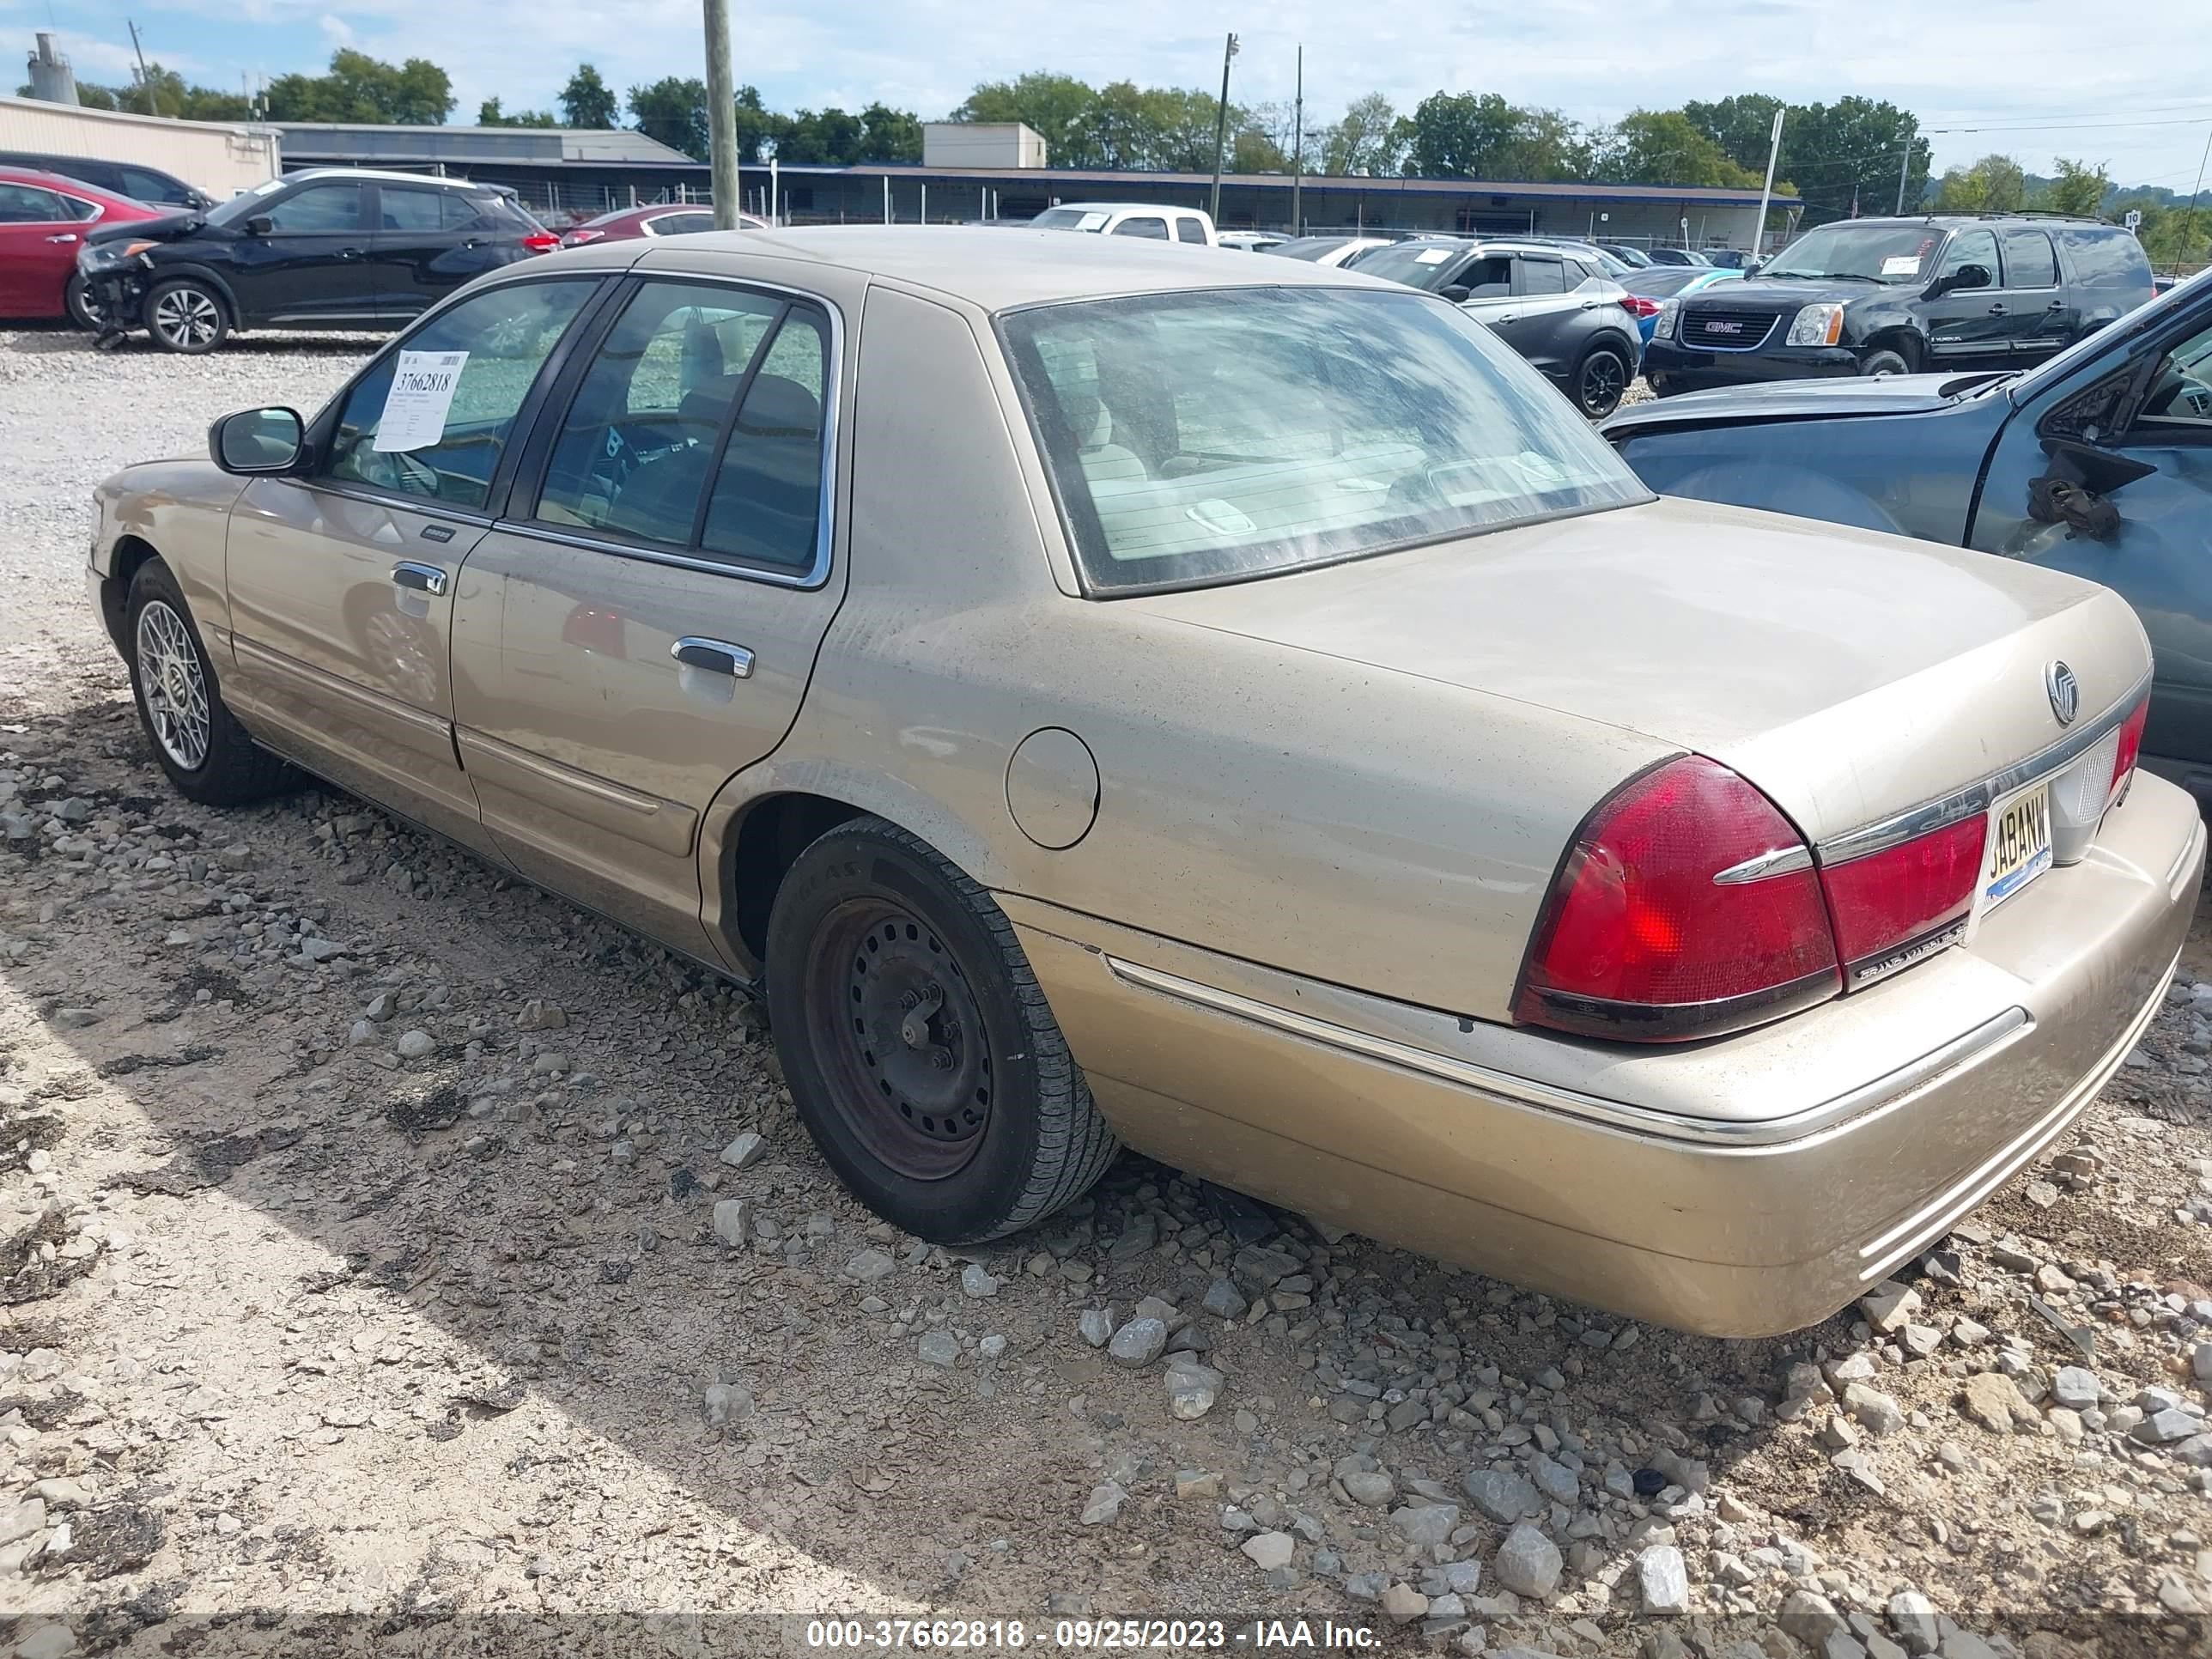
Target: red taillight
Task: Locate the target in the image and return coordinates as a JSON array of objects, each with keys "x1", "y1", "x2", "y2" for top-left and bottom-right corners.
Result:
[
  {"x1": 1516, "y1": 757, "x2": 1841, "y2": 1042},
  {"x1": 1819, "y1": 815, "x2": 1986, "y2": 983},
  {"x1": 2110, "y1": 696, "x2": 2149, "y2": 803},
  {"x1": 1620, "y1": 295, "x2": 1662, "y2": 319},
  {"x1": 560, "y1": 228, "x2": 605, "y2": 247},
  {"x1": 523, "y1": 232, "x2": 562, "y2": 253}
]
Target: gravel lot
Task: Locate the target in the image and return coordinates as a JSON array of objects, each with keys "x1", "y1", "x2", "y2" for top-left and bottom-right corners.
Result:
[{"x1": 3, "y1": 326, "x2": 2211, "y2": 1659}]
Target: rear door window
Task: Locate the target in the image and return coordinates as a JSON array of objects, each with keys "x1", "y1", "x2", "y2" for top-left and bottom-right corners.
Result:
[
  {"x1": 1176, "y1": 218, "x2": 1208, "y2": 245},
  {"x1": 1514, "y1": 257, "x2": 1567, "y2": 295},
  {"x1": 533, "y1": 279, "x2": 830, "y2": 568},
  {"x1": 2001, "y1": 229, "x2": 2058, "y2": 289},
  {"x1": 0, "y1": 184, "x2": 85, "y2": 222},
  {"x1": 1113, "y1": 216, "x2": 1169, "y2": 240},
  {"x1": 378, "y1": 185, "x2": 448, "y2": 233}
]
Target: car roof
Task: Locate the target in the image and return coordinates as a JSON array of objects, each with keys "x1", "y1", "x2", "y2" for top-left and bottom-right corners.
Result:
[
  {"x1": 282, "y1": 167, "x2": 499, "y2": 191},
  {"x1": 1814, "y1": 212, "x2": 2111, "y2": 230},
  {"x1": 1042, "y1": 201, "x2": 1205, "y2": 216},
  {"x1": 552, "y1": 225, "x2": 1401, "y2": 312},
  {"x1": 0, "y1": 165, "x2": 124, "y2": 197}
]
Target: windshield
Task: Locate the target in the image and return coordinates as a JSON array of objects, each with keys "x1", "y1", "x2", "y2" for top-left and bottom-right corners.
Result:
[
  {"x1": 1031, "y1": 207, "x2": 1108, "y2": 233},
  {"x1": 204, "y1": 173, "x2": 289, "y2": 225},
  {"x1": 1763, "y1": 223, "x2": 1945, "y2": 284},
  {"x1": 1346, "y1": 243, "x2": 1467, "y2": 290},
  {"x1": 1267, "y1": 237, "x2": 1347, "y2": 262},
  {"x1": 1000, "y1": 287, "x2": 1651, "y2": 594}
]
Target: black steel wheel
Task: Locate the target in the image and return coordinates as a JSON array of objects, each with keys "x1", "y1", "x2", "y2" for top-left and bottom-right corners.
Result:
[{"x1": 766, "y1": 816, "x2": 1117, "y2": 1242}]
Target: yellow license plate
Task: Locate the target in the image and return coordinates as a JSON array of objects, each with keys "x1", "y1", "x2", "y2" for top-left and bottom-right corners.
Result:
[{"x1": 1983, "y1": 785, "x2": 2052, "y2": 908}]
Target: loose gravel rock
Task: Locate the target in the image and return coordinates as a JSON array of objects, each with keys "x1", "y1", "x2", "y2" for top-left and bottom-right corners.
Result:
[{"x1": 3, "y1": 331, "x2": 2212, "y2": 1652}]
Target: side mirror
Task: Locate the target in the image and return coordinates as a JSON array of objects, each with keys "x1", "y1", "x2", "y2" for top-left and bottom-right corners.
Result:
[
  {"x1": 210, "y1": 406, "x2": 305, "y2": 475},
  {"x1": 245, "y1": 214, "x2": 274, "y2": 236},
  {"x1": 1745, "y1": 260, "x2": 1764, "y2": 277},
  {"x1": 1437, "y1": 283, "x2": 1473, "y2": 303}
]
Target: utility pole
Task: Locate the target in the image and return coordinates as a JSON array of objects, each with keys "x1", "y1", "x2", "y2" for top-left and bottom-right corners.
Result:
[
  {"x1": 701, "y1": 0, "x2": 740, "y2": 230},
  {"x1": 1893, "y1": 122, "x2": 1914, "y2": 216},
  {"x1": 2178, "y1": 120, "x2": 2212, "y2": 277},
  {"x1": 126, "y1": 20, "x2": 154, "y2": 115},
  {"x1": 1207, "y1": 32, "x2": 1238, "y2": 226},
  {"x1": 1290, "y1": 45, "x2": 1304, "y2": 237},
  {"x1": 1753, "y1": 106, "x2": 1784, "y2": 258}
]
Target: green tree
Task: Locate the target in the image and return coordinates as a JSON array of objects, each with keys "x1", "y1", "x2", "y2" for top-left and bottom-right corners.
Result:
[
  {"x1": 778, "y1": 106, "x2": 866, "y2": 164},
  {"x1": 858, "y1": 102, "x2": 923, "y2": 163},
  {"x1": 1682, "y1": 94, "x2": 1929, "y2": 221},
  {"x1": 559, "y1": 63, "x2": 619, "y2": 129},
  {"x1": 729, "y1": 86, "x2": 789, "y2": 165},
  {"x1": 477, "y1": 97, "x2": 556, "y2": 128},
  {"x1": 1403, "y1": 91, "x2": 1523, "y2": 177},
  {"x1": 2039, "y1": 157, "x2": 2111, "y2": 217},
  {"x1": 263, "y1": 49, "x2": 453, "y2": 125},
  {"x1": 1591, "y1": 110, "x2": 1762, "y2": 187},
  {"x1": 1319, "y1": 92, "x2": 1406, "y2": 176},
  {"x1": 954, "y1": 71, "x2": 1105, "y2": 168},
  {"x1": 2110, "y1": 197, "x2": 2209, "y2": 270},
  {"x1": 70, "y1": 64, "x2": 250, "y2": 120},
  {"x1": 628, "y1": 76, "x2": 709, "y2": 161},
  {"x1": 1936, "y1": 153, "x2": 2027, "y2": 212}
]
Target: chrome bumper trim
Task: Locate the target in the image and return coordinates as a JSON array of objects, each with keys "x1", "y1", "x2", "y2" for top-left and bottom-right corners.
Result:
[{"x1": 1103, "y1": 955, "x2": 2031, "y2": 1151}]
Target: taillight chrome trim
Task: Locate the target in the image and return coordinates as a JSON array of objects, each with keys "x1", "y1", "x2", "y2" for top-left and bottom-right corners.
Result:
[
  {"x1": 1814, "y1": 666, "x2": 2154, "y2": 868},
  {"x1": 1712, "y1": 844, "x2": 1814, "y2": 884}
]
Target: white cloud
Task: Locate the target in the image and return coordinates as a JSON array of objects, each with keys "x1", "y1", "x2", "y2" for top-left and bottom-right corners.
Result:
[{"x1": 30, "y1": 0, "x2": 2212, "y2": 185}]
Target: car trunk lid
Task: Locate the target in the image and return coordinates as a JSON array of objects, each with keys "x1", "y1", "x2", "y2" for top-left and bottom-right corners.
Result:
[{"x1": 1124, "y1": 495, "x2": 2150, "y2": 848}]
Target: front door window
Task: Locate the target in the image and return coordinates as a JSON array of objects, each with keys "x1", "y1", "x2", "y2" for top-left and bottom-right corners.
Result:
[{"x1": 323, "y1": 279, "x2": 595, "y2": 508}]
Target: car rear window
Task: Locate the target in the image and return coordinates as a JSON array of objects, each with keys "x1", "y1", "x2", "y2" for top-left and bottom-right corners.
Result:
[{"x1": 1000, "y1": 287, "x2": 1650, "y2": 594}]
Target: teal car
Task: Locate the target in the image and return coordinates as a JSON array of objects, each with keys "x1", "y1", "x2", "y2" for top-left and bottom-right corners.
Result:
[{"x1": 1619, "y1": 264, "x2": 1741, "y2": 345}]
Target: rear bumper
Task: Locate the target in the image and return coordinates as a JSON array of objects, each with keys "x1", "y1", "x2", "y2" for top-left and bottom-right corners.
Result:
[
  {"x1": 1008, "y1": 775, "x2": 2205, "y2": 1337},
  {"x1": 1645, "y1": 339, "x2": 1860, "y2": 390}
]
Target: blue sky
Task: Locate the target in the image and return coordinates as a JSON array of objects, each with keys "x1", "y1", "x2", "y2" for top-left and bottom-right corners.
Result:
[{"x1": 18, "y1": 0, "x2": 2212, "y2": 188}]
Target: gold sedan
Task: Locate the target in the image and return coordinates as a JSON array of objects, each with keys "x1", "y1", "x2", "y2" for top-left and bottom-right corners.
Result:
[{"x1": 87, "y1": 228, "x2": 2204, "y2": 1335}]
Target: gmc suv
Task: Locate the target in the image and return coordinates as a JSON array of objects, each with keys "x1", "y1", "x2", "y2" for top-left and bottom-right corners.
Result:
[{"x1": 1644, "y1": 213, "x2": 2153, "y2": 396}]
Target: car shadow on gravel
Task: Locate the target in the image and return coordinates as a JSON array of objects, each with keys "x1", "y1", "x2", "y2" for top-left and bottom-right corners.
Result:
[
  {"x1": 7, "y1": 696, "x2": 2211, "y2": 1654},
  {"x1": 3, "y1": 329, "x2": 386, "y2": 361}
]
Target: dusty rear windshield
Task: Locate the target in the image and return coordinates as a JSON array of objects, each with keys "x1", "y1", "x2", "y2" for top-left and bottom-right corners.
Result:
[{"x1": 998, "y1": 286, "x2": 1650, "y2": 594}]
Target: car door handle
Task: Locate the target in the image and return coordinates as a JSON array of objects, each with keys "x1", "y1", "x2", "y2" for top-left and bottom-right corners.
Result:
[
  {"x1": 2046, "y1": 299, "x2": 2067, "y2": 309},
  {"x1": 1986, "y1": 303, "x2": 2008, "y2": 315},
  {"x1": 1492, "y1": 313, "x2": 1517, "y2": 324},
  {"x1": 45, "y1": 233, "x2": 78, "y2": 245},
  {"x1": 670, "y1": 637, "x2": 754, "y2": 678},
  {"x1": 337, "y1": 246, "x2": 363, "y2": 259},
  {"x1": 391, "y1": 562, "x2": 449, "y2": 597}
]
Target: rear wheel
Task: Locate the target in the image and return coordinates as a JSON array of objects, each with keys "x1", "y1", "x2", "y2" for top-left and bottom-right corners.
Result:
[
  {"x1": 766, "y1": 817, "x2": 1117, "y2": 1243},
  {"x1": 144, "y1": 279, "x2": 228, "y2": 354},
  {"x1": 1573, "y1": 342, "x2": 1632, "y2": 419},
  {"x1": 1858, "y1": 347, "x2": 1912, "y2": 378},
  {"x1": 125, "y1": 560, "x2": 295, "y2": 805}
]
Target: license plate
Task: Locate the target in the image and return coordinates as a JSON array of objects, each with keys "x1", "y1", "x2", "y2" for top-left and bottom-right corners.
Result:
[{"x1": 1982, "y1": 785, "x2": 2052, "y2": 909}]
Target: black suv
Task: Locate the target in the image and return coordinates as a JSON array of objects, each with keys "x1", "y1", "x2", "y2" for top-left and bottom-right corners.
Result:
[
  {"x1": 1644, "y1": 214, "x2": 2153, "y2": 395},
  {"x1": 0, "y1": 150, "x2": 211, "y2": 210},
  {"x1": 77, "y1": 167, "x2": 556, "y2": 352}
]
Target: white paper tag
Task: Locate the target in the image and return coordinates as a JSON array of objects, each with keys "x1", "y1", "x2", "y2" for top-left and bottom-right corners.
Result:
[
  {"x1": 374, "y1": 350, "x2": 470, "y2": 452},
  {"x1": 1076, "y1": 211, "x2": 1108, "y2": 231},
  {"x1": 1415, "y1": 248, "x2": 1453, "y2": 264},
  {"x1": 1881, "y1": 255, "x2": 1922, "y2": 276}
]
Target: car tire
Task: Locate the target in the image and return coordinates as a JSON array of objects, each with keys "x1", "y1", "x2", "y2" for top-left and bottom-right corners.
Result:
[
  {"x1": 143, "y1": 278, "x2": 229, "y2": 354},
  {"x1": 64, "y1": 273, "x2": 103, "y2": 332},
  {"x1": 766, "y1": 815, "x2": 1119, "y2": 1244},
  {"x1": 125, "y1": 560, "x2": 296, "y2": 805},
  {"x1": 1858, "y1": 348, "x2": 1912, "y2": 378},
  {"x1": 1573, "y1": 341, "x2": 1632, "y2": 419}
]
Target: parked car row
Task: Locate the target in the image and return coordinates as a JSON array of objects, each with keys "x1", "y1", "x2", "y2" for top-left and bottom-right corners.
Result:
[
  {"x1": 84, "y1": 225, "x2": 2203, "y2": 1337},
  {"x1": 0, "y1": 165, "x2": 165, "y2": 328}
]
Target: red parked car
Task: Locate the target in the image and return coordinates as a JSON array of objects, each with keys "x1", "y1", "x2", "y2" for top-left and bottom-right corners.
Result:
[
  {"x1": 0, "y1": 167, "x2": 164, "y2": 329},
  {"x1": 558, "y1": 203, "x2": 767, "y2": 248}
]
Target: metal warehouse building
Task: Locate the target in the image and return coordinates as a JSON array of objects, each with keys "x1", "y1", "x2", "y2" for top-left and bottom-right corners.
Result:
[{"x1": 276, "y1": 121, "x2": 1801, "y2": 250}]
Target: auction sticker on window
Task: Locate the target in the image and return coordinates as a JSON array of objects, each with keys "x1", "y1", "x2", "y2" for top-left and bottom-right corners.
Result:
[
  {"x1": 1881, "y1": 255, "x2": 1923, "y2": 276},
  {"x1": 374, "y1": 350, "x2": 470, "y2": 453}
]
